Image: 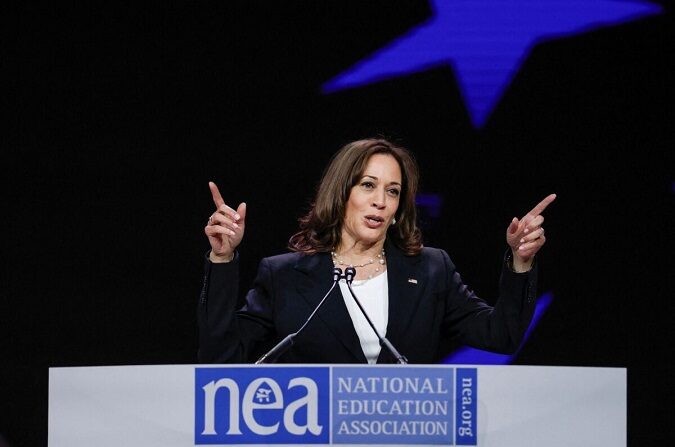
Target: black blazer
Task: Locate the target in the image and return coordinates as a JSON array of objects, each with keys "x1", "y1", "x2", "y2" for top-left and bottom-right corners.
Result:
[{"x1": 198, "y1": 241, "x2": 537, "y2": 364}]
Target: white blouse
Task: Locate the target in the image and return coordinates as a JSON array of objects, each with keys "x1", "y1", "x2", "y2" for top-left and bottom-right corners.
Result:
[{"x1": 338, "y1": 272, "x2": 389, "y2": 364}]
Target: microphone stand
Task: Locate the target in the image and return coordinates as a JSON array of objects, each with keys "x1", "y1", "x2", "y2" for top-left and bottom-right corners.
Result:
[
  {"x1": 255, "y1": 267, "x2": 343, "y2": 364},
  {"x1": 343, "y1": 267, "x2": 408, "y2": 364}
]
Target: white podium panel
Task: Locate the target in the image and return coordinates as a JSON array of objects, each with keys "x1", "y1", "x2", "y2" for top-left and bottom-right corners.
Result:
[{"x1": 48, "y1": 364, "x2": 625, "y2": 447}]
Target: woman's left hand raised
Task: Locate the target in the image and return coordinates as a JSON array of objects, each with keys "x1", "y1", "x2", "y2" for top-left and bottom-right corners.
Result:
[{"x1": 506, "y1": 194, "x2": 556, "y2": 272}]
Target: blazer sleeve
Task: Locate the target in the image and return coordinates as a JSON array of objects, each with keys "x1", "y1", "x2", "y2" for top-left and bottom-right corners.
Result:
[
  {"x1": 440, "y1": 249, "x2": 538, "y2": 354},
  {"x1": 197, "y1": 252, "x2": 276, "y2": 363}
]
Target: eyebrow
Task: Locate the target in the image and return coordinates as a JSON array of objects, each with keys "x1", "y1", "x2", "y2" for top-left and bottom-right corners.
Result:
[{"x1": 362, "y1": 175, "x2": 402, "y2": 186}]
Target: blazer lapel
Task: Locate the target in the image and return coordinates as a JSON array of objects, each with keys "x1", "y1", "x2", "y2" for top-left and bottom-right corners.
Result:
[
  {"x1": 383, "y1": 241, "x2": 425, "y2": 358},
  {"x1": 293, "y1": 252, "x2": 367, "y2": 363}
]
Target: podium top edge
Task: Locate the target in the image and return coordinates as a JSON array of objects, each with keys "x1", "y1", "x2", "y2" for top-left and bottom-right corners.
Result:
[{"x1": 47, "y1": 364, "x2": 628, "y2": 372}]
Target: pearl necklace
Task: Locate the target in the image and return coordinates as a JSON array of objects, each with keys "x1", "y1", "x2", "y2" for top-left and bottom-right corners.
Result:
[{"x1": 331, "y1": 249, "x2": 386, "y2": 279}]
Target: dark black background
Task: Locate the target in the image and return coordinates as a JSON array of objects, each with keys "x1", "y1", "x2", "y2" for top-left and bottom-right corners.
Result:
[{"x1": 3, "y1": 1, "x2": 673, "y2": 445}]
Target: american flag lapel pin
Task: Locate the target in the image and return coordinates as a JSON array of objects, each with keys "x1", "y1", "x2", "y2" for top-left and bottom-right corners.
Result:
[{"x1": 408, "y1": 278, "x2": 418, "y2": 284}]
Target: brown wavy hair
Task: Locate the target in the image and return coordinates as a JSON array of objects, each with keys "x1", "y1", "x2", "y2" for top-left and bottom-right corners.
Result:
[{"x1": 288, "y1": 138, "x2": 423, "y2": 256}]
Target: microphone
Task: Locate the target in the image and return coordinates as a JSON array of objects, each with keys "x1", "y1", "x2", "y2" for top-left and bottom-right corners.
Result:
[
  {"x1": 256, "y1": 267, "x2": 343, "y2": 364},
  {"x1": 343, "y1": 267, "x2": 408, "y2": 364}
]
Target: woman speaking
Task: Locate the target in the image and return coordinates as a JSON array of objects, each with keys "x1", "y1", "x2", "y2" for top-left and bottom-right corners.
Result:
[{"x1": 198, "y1": 138, "x2": 555, "y2": 364}]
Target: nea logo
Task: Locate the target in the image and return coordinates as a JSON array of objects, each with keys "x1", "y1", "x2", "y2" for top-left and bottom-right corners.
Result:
[{"x1": 195, "y1": 367, "x2": 330, "y2": 444}]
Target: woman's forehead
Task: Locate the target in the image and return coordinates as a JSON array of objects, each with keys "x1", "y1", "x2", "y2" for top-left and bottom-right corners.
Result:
[{"x1": 361, "y1": 153, "x2": 402, "y2": 181}]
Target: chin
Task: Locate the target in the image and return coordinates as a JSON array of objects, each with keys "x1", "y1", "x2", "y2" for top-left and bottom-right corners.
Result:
[{"x1": 358, "y1": 231, "x2": 386, "y2": 245}]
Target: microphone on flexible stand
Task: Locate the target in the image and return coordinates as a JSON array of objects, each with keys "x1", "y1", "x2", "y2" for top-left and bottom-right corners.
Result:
[
  {"x1": 343, "y1": 266, "x2": 409, "y2": 364},
  {"x1": 256, "y1": 267, "x2": 343, "y2": 364}
]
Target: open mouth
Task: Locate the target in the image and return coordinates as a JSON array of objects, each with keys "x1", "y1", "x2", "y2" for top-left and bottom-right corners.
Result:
[{"x1": 364, "y1": 215, "x2": 385, "y2": 226}]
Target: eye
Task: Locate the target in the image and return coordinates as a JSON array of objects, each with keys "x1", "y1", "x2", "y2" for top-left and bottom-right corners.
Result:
[
  {"x1": 360, "y1": 181, "x2": 375, "y2": 189},
  {"x1": 387, "y1": 188, "x2": 401, "y2": 197}
]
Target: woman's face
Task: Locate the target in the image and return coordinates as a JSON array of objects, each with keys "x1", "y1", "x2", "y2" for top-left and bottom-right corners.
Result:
[{"x1": 341, "y1": 153, "x2": 402, "y2": 250}]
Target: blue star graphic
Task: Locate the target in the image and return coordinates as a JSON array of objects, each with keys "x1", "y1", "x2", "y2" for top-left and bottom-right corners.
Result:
[{"x1": 322, "y1": 0, "x2": 661, "y2": 127}]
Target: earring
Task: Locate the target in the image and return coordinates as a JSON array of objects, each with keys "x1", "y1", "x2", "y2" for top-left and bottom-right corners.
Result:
[{"x1": 392, "y1": 218, "x2": 397, "y2": 225}]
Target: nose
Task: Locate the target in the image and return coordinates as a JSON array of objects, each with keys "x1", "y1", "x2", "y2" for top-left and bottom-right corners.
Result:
[{"x1": 372, "y1": 188, "x2": 386, "y2": 209}]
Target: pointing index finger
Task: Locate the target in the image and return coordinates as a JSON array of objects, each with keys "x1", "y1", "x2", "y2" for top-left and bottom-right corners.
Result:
[
  {"x1": 209, "y1": 181, "x2": 225, "y2": 208},
  {"x1": 527, "y1": 193, "x2": 557, "y2": 217}
]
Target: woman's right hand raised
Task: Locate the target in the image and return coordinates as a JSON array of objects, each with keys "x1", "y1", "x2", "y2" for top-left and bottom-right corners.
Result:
[{"x1": 204, "y1": 181, "x2": 246, "y2": 263}]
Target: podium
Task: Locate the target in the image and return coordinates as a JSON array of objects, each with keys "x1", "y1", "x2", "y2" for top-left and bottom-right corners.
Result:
[{"x1": 48, "y1": 364, "x2": 625, "y2": 446}]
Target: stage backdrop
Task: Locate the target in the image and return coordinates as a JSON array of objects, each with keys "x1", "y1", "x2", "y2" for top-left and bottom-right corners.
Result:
[{"x1": 3, "y1": 1, "x2": 673, "y2": 445}]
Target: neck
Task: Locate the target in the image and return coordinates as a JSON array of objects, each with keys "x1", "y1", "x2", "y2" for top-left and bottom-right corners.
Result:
[
  {"x1": 335, "y1": 240, "x2": 385, "y2": 259},
  {"x1": 332, "y1": 241, "x2": 387, "y2": 279}
]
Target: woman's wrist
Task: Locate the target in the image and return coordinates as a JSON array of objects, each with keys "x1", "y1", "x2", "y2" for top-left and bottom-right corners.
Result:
[
  {"x1": 209, "y1": 250, "x2": 235, "y2": 263},
  {"x1": 509, "y1": 250, "x2": 533, "y2": 273}
]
